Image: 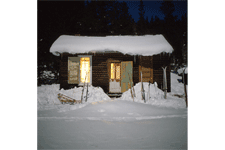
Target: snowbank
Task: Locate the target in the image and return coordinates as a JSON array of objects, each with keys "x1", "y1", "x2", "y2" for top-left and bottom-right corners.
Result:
[
  {"x1": 37, "y1": 73, "x2": 187, "y2": 111},
  {"x1": 177, "y1": 67, "x2": 188, "y2": 75},
  {"x1": 59, "y1": 85, "x2": 110, "y2": 102},
  {"x1": 117, "y1": 81, "x2": 186, "y2": 109},
  {"x1": 39, "y1": 71, "x2": 55, "y2": 80},
  {"x1": 50, "y1": 34, "x2": 173, "y2": 56},
  {"x1": 37, "y1": 84, "x2": 110, "y2": 111}
]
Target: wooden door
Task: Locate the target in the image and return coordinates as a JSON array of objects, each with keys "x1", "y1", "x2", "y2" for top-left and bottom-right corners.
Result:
[
  {"x1": 109, "y1": 63, "x2": 121, "y2": 93},
  {"x1": 121, "y1": 61, "x2": 133, "y2": 93}
]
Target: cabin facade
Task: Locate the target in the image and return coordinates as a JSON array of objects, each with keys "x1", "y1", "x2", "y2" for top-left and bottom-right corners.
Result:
[{"x1": 50, "y1": 35, "x2": 173, "y2": 95}]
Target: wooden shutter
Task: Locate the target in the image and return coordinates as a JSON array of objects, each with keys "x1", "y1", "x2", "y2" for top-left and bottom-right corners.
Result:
[
  {"x1": 139, "y1": 56, "x2": 153, "y2": 83},
  {"x1": 68, "y1": 57, "x2": 80, "y2": 84},
  {"x1": 121, "y1": 61, "x2": 133, "y2": 93},
  {"x1": 139, "y1": 66, "x2": 153, "y2": 83}
]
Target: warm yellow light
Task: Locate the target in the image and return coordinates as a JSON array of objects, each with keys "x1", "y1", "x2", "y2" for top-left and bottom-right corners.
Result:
[
  {"x1": 80, "y1": 57, "x2": 90, "y2": 83},
  {"x1": 111, "y1": 63, "x2": 115, "y2": 79},
  {"x1": 116, "y1": 65, "x2": 120, "y2": 79}
]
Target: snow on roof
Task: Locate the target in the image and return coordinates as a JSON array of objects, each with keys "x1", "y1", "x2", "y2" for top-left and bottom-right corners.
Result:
[{"x1": 50, "y1": 34, "x2": 173, "y2": 56}]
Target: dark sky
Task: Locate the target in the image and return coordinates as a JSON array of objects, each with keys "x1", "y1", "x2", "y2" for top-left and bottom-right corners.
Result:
[{"x1": 126, "y1": 0, "x2": 187, "y2": 22}]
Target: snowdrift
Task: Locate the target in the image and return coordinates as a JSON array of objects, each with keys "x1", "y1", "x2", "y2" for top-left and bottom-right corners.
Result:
[
  {"x1": 117, "y1": 81, "x2": 186, "y2": 109},
  {"x1": 37, "y1": 73, "x2": 187, "y2": 111},
  {"x1": 37, "y1": 84, "x2": 110, "y2": 111},
  {"x1": 177, "y1": 67, "x2": 188, "y2": 75}
]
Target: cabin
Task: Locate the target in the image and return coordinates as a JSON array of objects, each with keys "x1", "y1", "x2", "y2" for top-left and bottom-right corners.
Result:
[{"x1": 50, "y1": 35, "x2": 173, "y2": 96}]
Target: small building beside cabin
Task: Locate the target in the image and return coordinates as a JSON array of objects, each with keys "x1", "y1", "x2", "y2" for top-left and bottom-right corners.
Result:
[{"x1": 50, "y1": 35, "x2": 173, "y2": 95}]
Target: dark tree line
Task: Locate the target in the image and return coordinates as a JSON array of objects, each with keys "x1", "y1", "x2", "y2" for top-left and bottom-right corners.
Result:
[
  {"x1": 38, "y1": 0, "x2": 187, "y2": 85},
  {"x1": 135, "y1": 1, "x2": 187, "y2": 66}
]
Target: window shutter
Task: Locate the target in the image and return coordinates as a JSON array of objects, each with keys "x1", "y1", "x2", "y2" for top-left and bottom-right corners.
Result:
[
  {"x1": 121, "y1": 61, "x2": 133, "y2": 93},
  {"x1": 68, "y1": 57, "x2": 80, "y2": 84}
]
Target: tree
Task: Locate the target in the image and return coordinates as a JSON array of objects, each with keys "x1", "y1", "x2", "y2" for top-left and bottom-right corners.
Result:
[
  {"x1": 160, "y1": 1, "x2": 184, "y2": 65},
  {"x1": 116, "y1": 2, "x2": 134, "y2": 35},
  {"x1": 159, "y1": 1, "x2": 175, "y2": 21},
  {"x1": 136, "y1": 0, "x2": 147, "y2": 35},
  {"x1": 81, "y1": 1, "x2": 100, "y2": 35}
]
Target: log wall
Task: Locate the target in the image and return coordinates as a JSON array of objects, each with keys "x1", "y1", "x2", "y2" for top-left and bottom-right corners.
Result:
[
  {"x1": 153, "y1": 53, "x2": 171, "y2": 92},
  {"x1": 59, "y1": 52, "x2": 171, "y2": 93}
]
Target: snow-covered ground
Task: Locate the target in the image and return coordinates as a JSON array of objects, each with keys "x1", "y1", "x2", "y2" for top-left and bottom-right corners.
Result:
[
  {"x1": 38, "y1": 72, "x2": 187, "y2": 111},
  {"x1": 38, "y1": 101, "x2": 187, "y2": 149},
  {"x1": 37, "y1": 72, "x2": 187, "y2": 149}
]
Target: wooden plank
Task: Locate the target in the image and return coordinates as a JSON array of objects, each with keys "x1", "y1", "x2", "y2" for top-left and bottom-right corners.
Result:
[
  {"x1": 68, "y1": 57, "x2": 80, "y2": 84},
  {"x1": 121, "y1": 61, "x2": 133, "y2": 93}
]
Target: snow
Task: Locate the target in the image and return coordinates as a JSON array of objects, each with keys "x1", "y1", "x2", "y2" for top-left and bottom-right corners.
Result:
[
  {"x1": 50, "y1": 34, "x2": 173, "y2": 56},
  {"x1": 185, "y1": 66, "x2": 188, "y2": 73},
  {"x1": 177, "y1": 66, "x2": 188, "y2": 75},
  {"x1": 117, "y1": 80, "x2": 187, "y2": 109},
  {"x1": 39, "y1": 70, "x2": 55, "y2": 80},
  {"x1": 38, "y1": 99, "x2": 187, "y2": 149},
  {"x1": 38, "y1": 84, "x2": 111, "y2": 111},
  {"x1": 38, "y1": 72, "x2": 187, "y2": 111},
  {"x1": 37, "y1": 72, "x2": 187, "y2": 149}
]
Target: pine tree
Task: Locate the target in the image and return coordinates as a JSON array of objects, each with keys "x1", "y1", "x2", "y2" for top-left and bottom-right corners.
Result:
[
  {"x1": 159, "y1": 1, "x2": 185, "y2": 66},
  {"x1": 118, "y1": 2, "x2": 134, "y2": 35},
  {"x1": 137, "y1": 0, "x2": 146, "y2": 35}
]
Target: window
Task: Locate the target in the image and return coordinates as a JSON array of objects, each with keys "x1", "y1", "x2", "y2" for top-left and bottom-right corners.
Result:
[
  {"x1": 111, "y1": 63, "x2": 115, "y2": 79},
  {"x1": 80, "y1": 57, "x2": 90, "y2": 83},
  {"x1": 78, "y1": 55, "x2": 92, "y2": 85},
  {"x1": 68, "y1": 56, "x2": 92, "y2": 85},
  {"x1": 116, "y1": 65, "x2": 120, "y2": 79},
  {"x1": 110, "y1": 63, "x2": 120, "y2": 80}
]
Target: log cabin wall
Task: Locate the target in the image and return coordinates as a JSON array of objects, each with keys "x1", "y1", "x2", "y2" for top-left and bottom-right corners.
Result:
[
  {"x1": 59, "y1": 52, "x2": 171, "y2": 93},
  {"x1": 59, "y1": 52, "x2": 139, "y2": 93},
  {"x1": 138, "y1": 56, "x2": 154, "y2": 83},
  {"x1": 152, "y1": 53, "x2": 171, "y2": 92},
  {"x1": 92, "y1": 52, "x2": 139, "y2": 93}
]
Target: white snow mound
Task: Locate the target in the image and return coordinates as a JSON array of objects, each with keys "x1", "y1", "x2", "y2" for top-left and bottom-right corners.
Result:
[
  {"x1": 117, "y1": 82, "x2": 186, "y2": 109},
  {"x1": 37, "y1": 84, "x2": 110, "y2": 111}
]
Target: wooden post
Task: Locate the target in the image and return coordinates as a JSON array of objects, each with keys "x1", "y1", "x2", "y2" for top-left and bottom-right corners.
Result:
[
  {"x1": 141, "y1": 71, "x2": 145, "y2": 102},
  {"x1": 81, "y1": 71, "x2": 88, "y2": 103},
  {"x1": 147, "y1": 81, "x2": 151, "y2": 101},
  {"x1": 128, "y1": 72, "x2": 135, "y2": 101},
  {"x1": 183, "y1": 68, "x2": 188, "y2": 108},
  {"x1": 140, "y1": 56, "x2": 145, "y2": 101},
  {"x1": 141, "y1": 71, "x2": 143, "y2": 100},
  {"x1": 85, "y1": 83, "x2": 88, "y2": 102},
  {"x1": 162, "y1": 66, "x2": 167, "y2": 99}
]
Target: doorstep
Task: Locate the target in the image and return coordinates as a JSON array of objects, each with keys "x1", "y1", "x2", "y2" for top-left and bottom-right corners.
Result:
[{"x1": 107, "y1": 93, "x2": 122, "y2": 98}]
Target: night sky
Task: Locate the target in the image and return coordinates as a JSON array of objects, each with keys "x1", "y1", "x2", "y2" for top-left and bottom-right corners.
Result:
[
  {"x1": 126, "y1": 0, "x2": 187, "y2": 22},
  {"x1": 38, "y1": 0, "x2": 187, "y2": 54}
]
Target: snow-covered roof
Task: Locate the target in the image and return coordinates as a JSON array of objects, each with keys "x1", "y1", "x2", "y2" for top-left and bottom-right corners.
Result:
[{"x1": 50, "y1": 34, "x2": 173, "y2": 56}]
